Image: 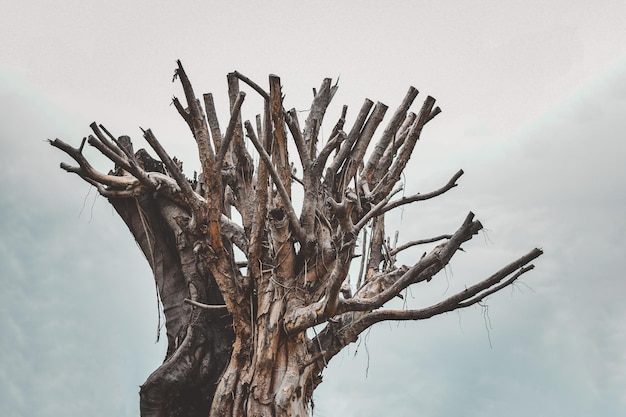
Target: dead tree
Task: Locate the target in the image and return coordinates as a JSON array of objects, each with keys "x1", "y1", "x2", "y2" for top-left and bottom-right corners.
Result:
[{"x1": 50, "y1": 61, "x2": 543, "y2": 417}]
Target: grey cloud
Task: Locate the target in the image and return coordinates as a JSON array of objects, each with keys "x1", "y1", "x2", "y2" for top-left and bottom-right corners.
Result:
[{"x1": 0, "y1": 78, "x2": 166, "y2": 417}]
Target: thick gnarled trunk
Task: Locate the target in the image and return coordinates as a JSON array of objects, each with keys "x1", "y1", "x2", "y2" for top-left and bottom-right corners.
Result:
[
  {"x1": 113, "y1": 193, "x2": 318, "y2": 417},
  {"x1": 111, "y1": 195, "x2": 234, "y2": 416},
  {"x1": 51, "y1": 62, "x2": 543, "y2": 417}
]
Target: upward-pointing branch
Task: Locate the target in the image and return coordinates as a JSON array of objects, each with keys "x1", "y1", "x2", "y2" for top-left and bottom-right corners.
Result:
[
  {"x1": 244, "y1": 120, "x2": 305, "y2": 243},
  {"x1": 269, "y1": 75, "x2": 292, "y2": 198},
  {"x1": 217, "y1": 91, "x2": 246, "y2": 167},
  {"x1": 142, "y1": 128, "x2": 199, "y2": 211},
  {"x1": 361, "y1": 86, "x2": 419, "y2": 188},
  {"x1": 374, "y1": 96, "x2": 441, "y2": 200}
]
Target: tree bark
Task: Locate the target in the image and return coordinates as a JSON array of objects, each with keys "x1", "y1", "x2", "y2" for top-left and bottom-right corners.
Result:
[{"x1": 111, "y1": 195, "x2": 234, "y2": 417}]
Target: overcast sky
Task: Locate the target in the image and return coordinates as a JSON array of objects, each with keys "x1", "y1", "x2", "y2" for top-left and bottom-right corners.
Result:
[{"x1": 1, "y1": 1, "x2": 625, "y2": 416}]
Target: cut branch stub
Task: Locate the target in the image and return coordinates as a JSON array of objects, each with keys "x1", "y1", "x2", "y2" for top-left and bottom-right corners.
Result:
[{"x1": 269, "y1": 75, "x2": 292, "y2": 198}]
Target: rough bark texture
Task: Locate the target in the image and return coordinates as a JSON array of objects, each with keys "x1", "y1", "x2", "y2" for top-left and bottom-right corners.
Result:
[{"x1": 51, "y1": 62, "x2": 543, "y2": 417}]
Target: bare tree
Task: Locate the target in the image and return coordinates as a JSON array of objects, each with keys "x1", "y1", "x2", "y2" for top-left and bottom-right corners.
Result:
[{"x1": 50, "y1": 61, "x2": 542, "y2": 417}]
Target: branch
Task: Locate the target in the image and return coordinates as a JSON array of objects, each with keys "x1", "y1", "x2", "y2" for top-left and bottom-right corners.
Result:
[
  {"x1": 183, "y1": 299, "x2": 229, "y2": 311},
  {"x1": 226, "y1": 72, "x2": 253, "y2": 179},
  {"x1": 269, "y1": 75, "x2": 292, "y2": 198},
  {"x1": 172, "y1": 95, "x2": 213, "y2": 180},
  {"x1": 245, "y1": 120, "x2": 305, "y2": 242},
  {"x1": 142, "y1": 128, "x2": 199, "y2": 209},
  {"x1": 174, "y1": 63, "x2": 230, "y2": 221},
  {"x1": 374, "y1": 169, "x2": 464, "y2": 219},
  {"x1": 372, "y1": 112, "x2": 416, "y2": 185},
  {"x1": 175, "y1": 60, "x2": 204, "y2": 122},
  {"x1": 354, "y1": 185, "x2": 403, "y2": 232},
  {"x1": 361, "y1": 86, "x2": 419, "y2": 186},
  {"x1": 324, "y1": 99, "x2": 374, "y2": 187},
  {"x1": 172, "y1": 96, "x2": 191, "y2": 126},
  {"x1": 177, "y1": 63, "x2": 219, "y2": 183},
  {"x1": 313, "y1": 247, "x2": 542, "y2": 364},
  {"x1": 326, "y1": 193, "x2": 357, "y2": 236},
  {"x1": 88, "y1": 122, "x2": 124, "y2": 158},
  {"x1": 374, "y1": 96, "x2": 440, "y2": 200},
  {"x1": 99, "y1": 125, "x2": 131, "y2": 155},
  {"x1": 457, "y1": 264, "x2": 536, "y2": 308},
  {"x1": 324, "y1": 243, "x2": 356, "y2": 316},
  {"x1": 203, "y1": 93, "x2": 222, "y2": 151},
  {"x1": 216, "y1": 91, "x2": 246, "y2": 166},
  {"x1": 389, "y1": 234, "x2": 453, "y2": 257},
  {"x1": 86, "y1": 134, "x2": 132, "y2": 173},
  {"x1": 341, "y1": 212, "x2": 483, "y2": 313},
  {"x1": 356, "y1": 228, "x2": 368, "y2": 289},
  {"x1": 231, "y1": 70, "x2": 269, "y2": 100},
  {"x1": 361, "y1": 215, "x2": 385, "y2": 285},
  {"x1": 343, "y1": 249, "x2": 542, "y2": 332},
  {"x1": 283, "y1": 245, "x2": 353, "y2": 334},
  {"x1": 91, "y1": 124, "x2": 156, "y2": 188},
  {"x1": 303, "y1": 77, "x2": 338, "y2": 159},
  {"x1": 338, "y1": 101, "x2": 388, "y2": 191},
  {"x1": 60, "y1": 163, "x2": 122, "y2": 197},
  {"x1": 246, "y1": 103, "x2": 271, "y2": 280},
  {"x1": 285, "y1": 108, "x2": 310, "y2": 169},
  {"x1": 50, "y1": 138, "x2": 137, "y2": 188},
  {"x1": 314, "y1": 105, "x2": 348, "y2": 176},
  {"x1": 220, "y1": 214, "x2": 249, "y2": 253}
]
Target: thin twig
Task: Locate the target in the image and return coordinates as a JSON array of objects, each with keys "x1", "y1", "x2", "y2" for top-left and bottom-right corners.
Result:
[
  {"x1": 389, "y1": 234, "x2": 453, "y2": 257},
  {"x1": 376, "y1": 169, "x2": 464, "y2": 218},
  {"x1": 184, "y1": 299, "x2": 229, "y2": 311}
]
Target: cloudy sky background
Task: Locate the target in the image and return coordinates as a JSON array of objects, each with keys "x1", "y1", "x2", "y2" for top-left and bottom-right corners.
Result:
[{"x1": 1, "y1": 1, "x2": 625, "y2": 416}]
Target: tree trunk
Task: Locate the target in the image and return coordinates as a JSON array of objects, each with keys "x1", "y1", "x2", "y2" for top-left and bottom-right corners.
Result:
[
  {"x1": 113, "y1": 195, "x2": 320, "y2": 417},
  {"x1": 111, "y1": 195, "x2": 234, "y2": 416}
]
